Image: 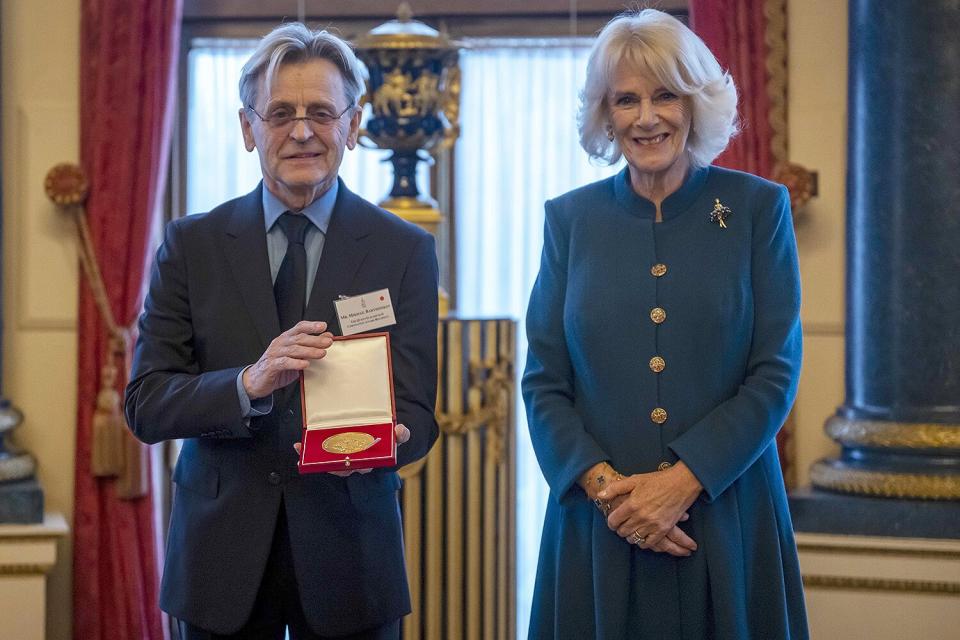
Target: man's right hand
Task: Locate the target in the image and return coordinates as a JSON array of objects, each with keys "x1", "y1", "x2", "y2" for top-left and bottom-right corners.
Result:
[{"x1": 242, "y1": 321, "x2": 334, "y2": 400}]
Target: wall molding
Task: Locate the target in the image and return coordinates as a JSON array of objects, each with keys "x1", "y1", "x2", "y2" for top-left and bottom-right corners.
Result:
[
  {"x1": 14, "y1": 103, "x2": 79, "y2": 331},
  {"x1": 804, "y1": 574, "x2": 960, "y2": 595}
]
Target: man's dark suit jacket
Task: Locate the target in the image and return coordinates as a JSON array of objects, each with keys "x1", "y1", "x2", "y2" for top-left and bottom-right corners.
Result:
[{"x1": 125, "y1": 180, "x2": 439, "y2": 636}]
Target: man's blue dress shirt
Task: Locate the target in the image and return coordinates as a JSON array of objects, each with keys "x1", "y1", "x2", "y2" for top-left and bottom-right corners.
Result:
[{"x1": 236, "y1": 181, "x2": 338, "y2": 416}]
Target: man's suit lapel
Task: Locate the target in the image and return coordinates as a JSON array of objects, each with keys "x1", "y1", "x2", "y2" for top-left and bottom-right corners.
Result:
[
  {"x1": 305, "y1": 180, "x2": 373, "y2": 333},
  {"x1": 223, "y1": 184, "x2": 281, "y2": 350}
]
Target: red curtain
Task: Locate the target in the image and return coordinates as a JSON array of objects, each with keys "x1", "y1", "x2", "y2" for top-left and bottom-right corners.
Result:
[
  {"x1": 690, "y1": 0, "x2": 775, "y2": 179},
  {"x1": 73, "y1": 1, "x2": 181, "y2": 638}
]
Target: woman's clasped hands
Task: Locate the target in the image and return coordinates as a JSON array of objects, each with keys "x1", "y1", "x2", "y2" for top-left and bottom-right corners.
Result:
[{"x1": 600, "y1": 462, "x2": 704, "y2": 557}]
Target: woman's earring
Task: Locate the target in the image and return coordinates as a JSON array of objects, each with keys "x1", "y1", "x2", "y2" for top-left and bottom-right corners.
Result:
[{"x1": 606, "y1": 125, "x2": 615, "y2": 142}]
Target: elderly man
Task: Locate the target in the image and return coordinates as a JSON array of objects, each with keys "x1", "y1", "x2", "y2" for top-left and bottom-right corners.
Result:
[{"x1": 125, "y1": 23, "x2": 439, "y2": 640}]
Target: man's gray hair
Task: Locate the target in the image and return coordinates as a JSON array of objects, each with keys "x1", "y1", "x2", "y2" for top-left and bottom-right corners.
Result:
[
  {"x1": 578, "y1": 9, "x2": 739, "y2": 168},
  {"x1": 239, "y1": 23, "x2": 366, "y2": 109}
]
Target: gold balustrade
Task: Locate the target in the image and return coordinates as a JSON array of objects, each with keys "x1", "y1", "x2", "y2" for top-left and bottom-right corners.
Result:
[{"x1": 399, "y1": 317, "x2": 516, "y2": 640}]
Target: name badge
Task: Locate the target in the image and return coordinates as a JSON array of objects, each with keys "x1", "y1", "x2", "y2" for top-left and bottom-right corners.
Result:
[{"x1": 334, "y1": 289, "x2": 397, "y2": 336}]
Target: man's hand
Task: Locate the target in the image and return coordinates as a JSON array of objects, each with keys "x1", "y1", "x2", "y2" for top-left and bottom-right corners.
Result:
[
  {"x1": 393, "y1": 423, "x2": 411, "y2": 446},
  {"x1": 293, "y1": 423, "x2": 411, "y2": 477},
  {"x1": 243, "y1": 321, "x2": 333, "y2": 399}
]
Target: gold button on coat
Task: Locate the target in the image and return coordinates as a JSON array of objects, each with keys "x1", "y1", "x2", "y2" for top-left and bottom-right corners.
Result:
[
  {"x1": 650, "y1": 307, "x2": 666, "y2": 324},
  {"x1": 651, "y1": 263, "x2": 667, "y2": 277},
  {"x1": 657, "y1": 461, "x2": 672, "y2": 471},
  {"x1": 649, "y1": 356, "x2": 665, "y2": 373},
  {"x1": 650, "y1": 408, "x2": 668, "y2": 424}
]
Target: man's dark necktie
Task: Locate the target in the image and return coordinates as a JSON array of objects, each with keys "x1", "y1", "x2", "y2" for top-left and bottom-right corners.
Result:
[{"x1": 274, "y1": 212, "x2": 312, "y2": 332}]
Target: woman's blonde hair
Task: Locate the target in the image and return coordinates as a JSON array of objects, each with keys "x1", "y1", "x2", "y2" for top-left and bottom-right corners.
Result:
[{"x1": 578, "y1": 9, "x2": 739, "y2": 168}]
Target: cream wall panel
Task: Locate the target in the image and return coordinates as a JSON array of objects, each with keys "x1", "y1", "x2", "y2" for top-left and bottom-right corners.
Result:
[
  {"x1": 0, "y1": 514, "x2": 69, "y2": 640},
  {"x1": 0, "y1": 575, "x2": 46, "y2": 640},
  {"x1": 806, "y1": 590, "x2": 960, "y2": 640},
  {"x1": 789, "y1": 0, "x2": 847, "y2": 333},
  {"x1": 787, "y1": 0, "x2": 847, "y2": 488},
  {"x1": 2, "y1": 0, "x2": 81, "y2": 638},
  {"x1": 798, "y1": 534, "x2": 960, "y2": 640},
  {"x1": 15, "y1": 104, "x2": 79, "y2": 329}
]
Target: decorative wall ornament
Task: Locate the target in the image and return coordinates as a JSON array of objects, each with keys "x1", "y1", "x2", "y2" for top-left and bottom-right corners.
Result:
[
  {"x1": 763, "y1": 0, "x2": 817, "y2": 218},
  {"x1": 773, "y1": 160, "x2": 816, "y2": 213},
  {"x1": 763, "y1": 0, "x2": 789, "y2": 173}
]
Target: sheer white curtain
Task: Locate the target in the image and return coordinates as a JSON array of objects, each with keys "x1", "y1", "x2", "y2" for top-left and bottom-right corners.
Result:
[
  {"x1": 186, "y1": 38, "x2": 411, "y2": 213},
  {"x1": 455, "y1": 38, "x2": 618, "y2": 637}
]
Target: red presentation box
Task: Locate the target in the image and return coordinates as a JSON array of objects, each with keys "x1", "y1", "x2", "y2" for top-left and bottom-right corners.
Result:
[{"x1": 297, "y1": 333, "x2": 397, "y2": 474}]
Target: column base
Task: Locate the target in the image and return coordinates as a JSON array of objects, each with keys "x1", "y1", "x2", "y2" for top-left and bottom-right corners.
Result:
[
  {"x1": 790, "y1": 487, "x2": 960, "y2": 538},
  {"x1": 810, "y1": 458, "x2": 960, "y2": 500},
  {"x1": 825, "y1": 415, "x2": 960, "y2": 449},
  {"x1": 814, "y1": 415, "x2": 960, "y2": 499}
]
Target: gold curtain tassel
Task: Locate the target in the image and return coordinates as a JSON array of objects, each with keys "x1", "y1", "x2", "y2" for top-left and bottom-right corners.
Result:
[
  {"x1": 116, "y1": 429, "x2": 149, "y2": 499},
  {"x1": 90, "y1": 362, "x2": 123, "y2": 477}
]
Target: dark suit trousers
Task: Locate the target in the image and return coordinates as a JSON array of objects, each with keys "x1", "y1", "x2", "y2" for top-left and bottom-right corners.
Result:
[{"x1": 178, "y1": 500, "x2": 400, "y2": 640}]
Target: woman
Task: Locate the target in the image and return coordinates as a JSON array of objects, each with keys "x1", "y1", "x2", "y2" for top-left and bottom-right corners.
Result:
[{"x1": 523, "y1": 9, "x2": 807, "y2": 639}]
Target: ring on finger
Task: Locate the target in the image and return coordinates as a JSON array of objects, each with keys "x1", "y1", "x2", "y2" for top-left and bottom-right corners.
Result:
[{"x1": 629, "y1": 529, "x2": 646, "y2": 545}]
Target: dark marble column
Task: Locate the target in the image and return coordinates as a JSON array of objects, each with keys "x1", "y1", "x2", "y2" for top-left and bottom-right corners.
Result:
[{"x1": 810, "y1": 0, "x2": 960, "y2": 501}]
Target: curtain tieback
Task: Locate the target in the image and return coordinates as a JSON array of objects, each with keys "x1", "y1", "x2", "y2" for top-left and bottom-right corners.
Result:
[{"x1": 44, "y1": 163, "x2": 147, "y2": 498}]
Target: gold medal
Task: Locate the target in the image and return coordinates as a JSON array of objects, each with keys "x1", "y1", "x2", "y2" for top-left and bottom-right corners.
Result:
[{"x1": 321, "y1": 432, "x2": 380, "y2": 454}]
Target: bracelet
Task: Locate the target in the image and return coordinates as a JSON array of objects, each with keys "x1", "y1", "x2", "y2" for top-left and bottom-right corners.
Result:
[
  {"x1": 591, "y1": 470, "x2": 623, "y2": 516},
  {"x1": 593, "y1": 474, "x2": 611, "y2": 515}
]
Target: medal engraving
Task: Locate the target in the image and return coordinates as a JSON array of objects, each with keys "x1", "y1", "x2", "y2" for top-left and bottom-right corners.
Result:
[{"x1": 321, "y1": 432, "x2": 379, "y2": 454}]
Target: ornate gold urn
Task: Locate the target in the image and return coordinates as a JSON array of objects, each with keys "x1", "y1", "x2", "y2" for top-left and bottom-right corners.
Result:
[{"x1": 354, "y1": 3, "x2": 460, "y2": 236}]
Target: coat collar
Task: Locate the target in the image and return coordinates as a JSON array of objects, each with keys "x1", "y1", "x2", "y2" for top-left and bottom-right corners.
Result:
[
  {"x1": 613, "y1": 164, "x2": 710, "y2": 221},
  {"x1": 223, "y1": 184, "x2": 279, "y2": 349}
]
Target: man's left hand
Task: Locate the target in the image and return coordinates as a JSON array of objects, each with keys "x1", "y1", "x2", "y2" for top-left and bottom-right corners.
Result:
[{"x1": 292, "y1": 423, "x2": 411, "y2": 477}]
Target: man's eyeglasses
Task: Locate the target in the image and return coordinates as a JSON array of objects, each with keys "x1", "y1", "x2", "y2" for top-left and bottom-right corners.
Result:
[{"x1": 246, "y1": 103, "x2": 355, "y2": 129}]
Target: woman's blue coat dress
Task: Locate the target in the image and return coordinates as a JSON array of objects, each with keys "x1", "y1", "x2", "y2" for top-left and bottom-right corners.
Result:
[{"x1": 523, "y1": 165, "x2": 808, "y2": 639}]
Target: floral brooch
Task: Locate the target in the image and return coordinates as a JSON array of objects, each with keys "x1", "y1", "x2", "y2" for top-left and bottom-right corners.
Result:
[{"x1": 709, "y1": 199, "x2": 732, "y2": 229}]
